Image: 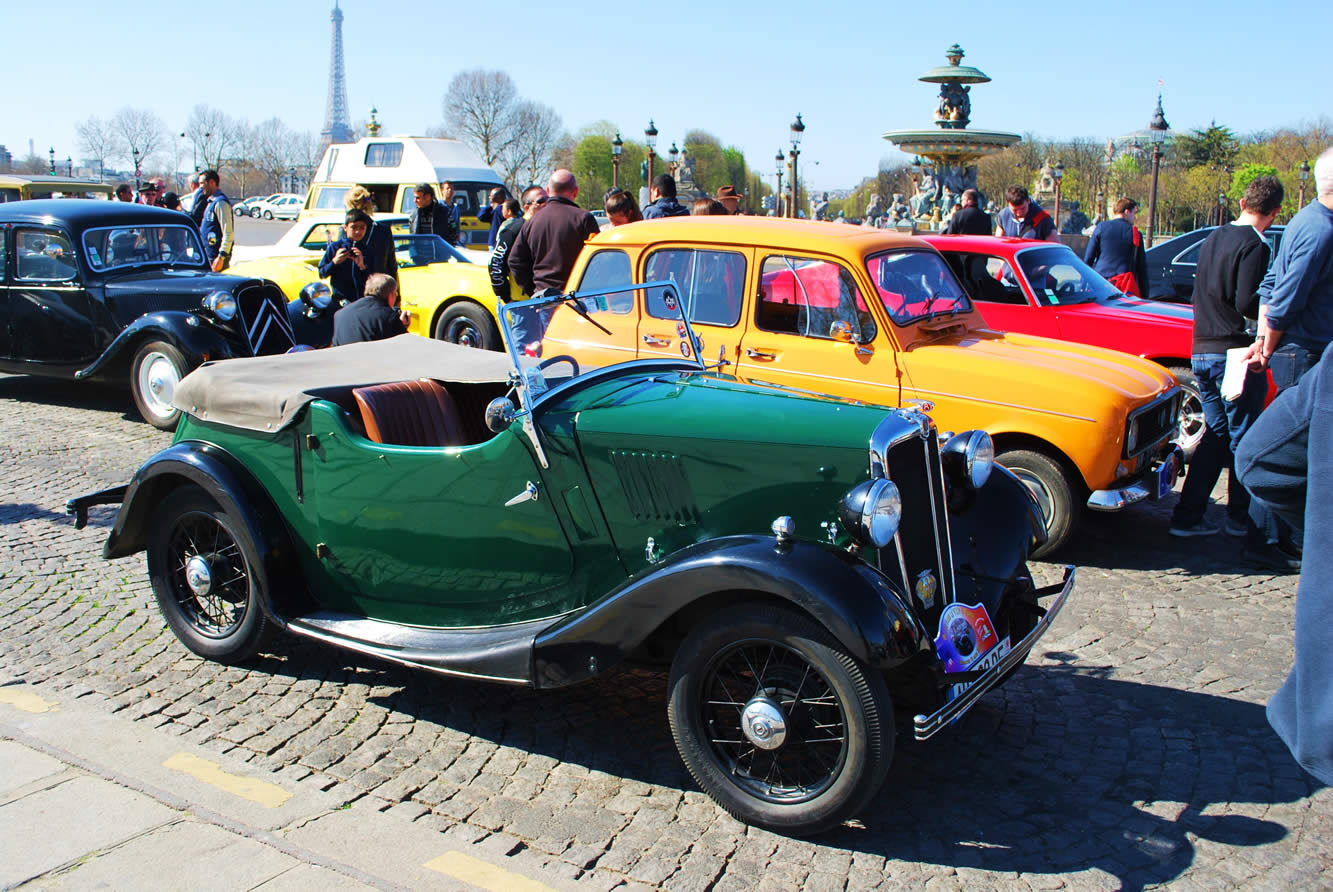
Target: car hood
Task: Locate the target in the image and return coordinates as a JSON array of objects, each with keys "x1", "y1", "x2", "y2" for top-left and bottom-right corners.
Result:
[
  {"x1": 102, "y1": 268, "x2": 265, "y2": 300},
  {"x1": 1093, "y1": 294, "x2": 1194, "y2": 321}
]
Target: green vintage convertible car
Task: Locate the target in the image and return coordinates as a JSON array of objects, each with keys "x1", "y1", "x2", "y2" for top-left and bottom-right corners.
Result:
[{"x1": 70, "y1": 285, "x2": 1074, "y2": 835}]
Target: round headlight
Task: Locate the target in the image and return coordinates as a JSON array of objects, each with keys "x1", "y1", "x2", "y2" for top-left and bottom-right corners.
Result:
[
  {"x1": 204, "y1": 290, "x2": 237, "y2": 320},
  {"x1": 839, "y1": 478, "x2": 902, "y2": 548},
  {"x1": 300, "y1": 281, "x2": 332, "y2": 310},
  {"x1": 942, "y1": 429, "x2": 995, "y2": 490}
]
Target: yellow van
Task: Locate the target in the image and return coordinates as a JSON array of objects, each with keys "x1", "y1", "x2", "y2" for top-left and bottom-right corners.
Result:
[
  {"x1": 0, "y1": 174, "x2": 113, "y2": 202},
  {"x1": 302, "y1": 136, "x2": 505, "y2": 252}
]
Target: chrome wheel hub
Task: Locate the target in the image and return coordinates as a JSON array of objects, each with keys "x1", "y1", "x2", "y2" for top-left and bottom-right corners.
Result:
[
  {"x1": 1010, "y1": 469, "x2": 1054, "y2": 528},
  {"x1": 184, "y1": 555, "x2": 213, "y2": 596},
  {"x1": 140, "y1": 354, "x2": 179, "y2": 417},
  {"x1": 740, "y1": 695, "x2": 788, "y2": 750}
]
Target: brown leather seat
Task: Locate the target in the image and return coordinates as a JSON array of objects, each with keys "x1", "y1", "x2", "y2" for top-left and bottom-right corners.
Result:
[{"x1": 352, "y1": 380, "x2": 468, "y2": 447}]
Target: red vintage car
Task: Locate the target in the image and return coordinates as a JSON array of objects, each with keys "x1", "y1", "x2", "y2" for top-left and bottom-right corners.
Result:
[{"x1": 922, "y1": 235, "x2": 1205, "y2": 456}]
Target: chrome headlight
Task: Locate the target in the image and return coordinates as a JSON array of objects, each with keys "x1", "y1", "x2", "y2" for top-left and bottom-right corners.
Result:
[
  {"x1": 942, "y1": 429, "x2": 994, "y2": 489},
  {"x1": 839, "y1": 478, "x2": 902, "y2": 548},
  {"x1": 1126, "y1": 417, "x2": 1140, "y2": 454},
  {"x1": 299, "y1": 281, "x2": 332, "y2": 310},
  {"x1": 204, "y1": 290, "x2": 237, "y2": 320}
]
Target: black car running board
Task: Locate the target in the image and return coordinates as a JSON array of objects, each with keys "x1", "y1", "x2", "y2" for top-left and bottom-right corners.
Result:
[{"x1": 284, "y1": 611, "x2": 570, "y2": 685}]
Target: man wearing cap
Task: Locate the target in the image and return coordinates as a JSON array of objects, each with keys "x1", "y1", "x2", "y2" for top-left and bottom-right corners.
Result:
[
  {"x1": 715, "y1": 185, "x2": 744, "y2": 214},
  {"x1": 136, "y1": 182, "x2": 161, "y2": 206}
]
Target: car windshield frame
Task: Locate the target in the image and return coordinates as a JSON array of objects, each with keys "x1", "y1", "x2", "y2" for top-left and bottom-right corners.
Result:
[
  {"x1": 865, "y1": 247, "x2": 973, "y2": 325},
  {"x1": 1013, "y1": 244, "x2": 1123, "y2": 305},
  {"x1": 82, "y1": 224, "x2": 208, "y2": 273}
]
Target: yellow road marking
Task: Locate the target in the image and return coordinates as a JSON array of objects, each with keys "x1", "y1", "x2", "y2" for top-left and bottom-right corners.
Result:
[
  {"x1": 423, "y1": 851, "x2": 556, "y2": 892},
  {"x1": 0, "y1": 686, "x2": 56, "y2": 713},
  {"x1": 163, "y1": 752, "x2": 292, "y2": 808}
]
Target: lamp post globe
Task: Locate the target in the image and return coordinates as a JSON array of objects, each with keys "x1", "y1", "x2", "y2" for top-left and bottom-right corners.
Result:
[
  {"x1": 645, "y1": 120, "x2": 658, "y2": 188},
  {"x1": 48, "y1": 146, "x2": 55, "y2": 175},
  {"x1": 1300, "y1": 159, "x2": 1311, "y2": 208},
  {"x1": 775, "y1": 149, "x2": 785, "y2": 218},
  {"x1": 788, "y1": 114, "x2": 804, "y2": 219},
  {"x1": 1052, "y1": 159, "x2": 1064, "y2": 230},
  {"x1": 611, "y1": 132, "x2": 623, "y2": 189}
]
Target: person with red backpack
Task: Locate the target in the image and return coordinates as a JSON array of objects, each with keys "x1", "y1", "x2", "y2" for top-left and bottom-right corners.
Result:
[
  {"x1": 995, "y1": 185, "x2": 1060, "y2": 243},
  {"x1": 1085, "y1": 197, "x2": 1150, "y2": 296}
]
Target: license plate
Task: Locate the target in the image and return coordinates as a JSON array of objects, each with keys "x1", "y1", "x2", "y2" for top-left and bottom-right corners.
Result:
[
  {"x1": 947, "y1": 636, "x2": 1011, "y2": 702},
  {"x1": 1156, "y1": 454, "x2": 1178, "y2": 498}
]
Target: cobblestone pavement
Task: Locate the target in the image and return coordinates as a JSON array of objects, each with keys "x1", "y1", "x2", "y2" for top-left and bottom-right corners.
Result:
[{"x1": 2, "y1": 372, "x2": 1330, "y2": 891}]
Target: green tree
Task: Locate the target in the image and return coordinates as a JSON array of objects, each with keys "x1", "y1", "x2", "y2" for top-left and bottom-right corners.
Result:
[
  {"x1": 1227, "y1": 163, "x2": 1279, "y2": 204},
  {"x1": 1174, "y1": 122, "x2": 1239, "y2": 169}
]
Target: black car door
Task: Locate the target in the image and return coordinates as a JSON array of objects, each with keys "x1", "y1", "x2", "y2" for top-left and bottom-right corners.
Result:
[
  {"x1": 9, "y1": 226, "x2": 97, "y2": 364},
  {"x1": 0, "y1": 226, "x2": 9, "y2": 358}
]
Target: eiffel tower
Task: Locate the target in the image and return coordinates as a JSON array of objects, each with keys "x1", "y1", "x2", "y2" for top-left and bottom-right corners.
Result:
[{"x1": 321, "y1": 1, "x2": 354, "y2": 146}]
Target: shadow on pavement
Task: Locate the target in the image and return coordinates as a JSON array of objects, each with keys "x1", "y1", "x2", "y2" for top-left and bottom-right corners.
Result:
[{"x1": 0, "y1": 374, "x2": 140, "y2": 424}]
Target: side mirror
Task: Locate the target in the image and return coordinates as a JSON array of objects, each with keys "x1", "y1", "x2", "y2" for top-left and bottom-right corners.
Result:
[
  {"x1": 829, "y1": 320, "x2": 854, "y2": 343},
  {"x1": 485, "y1": 397, "x2": 517, "y2": 433}
]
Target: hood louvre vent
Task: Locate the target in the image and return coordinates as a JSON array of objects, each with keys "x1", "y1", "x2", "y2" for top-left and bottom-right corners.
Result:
[{"x1": 609, "y1": 450, "x2": 700, "y2": 524}]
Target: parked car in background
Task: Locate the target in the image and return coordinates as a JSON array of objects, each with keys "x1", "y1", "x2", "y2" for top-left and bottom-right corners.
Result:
[
  {"x1": 545, "y1": 217, "x2": 1183, "y2": 556},
  {"x1": 233, "y1": 195, "x2": 277, "y2": 217},
  {"x1": 923, "y1": 235, "x2": 1204, "y2": 457},
  {"x1": 229, "y1": 214, "x2": 512, "y2": 349},
  {"x1": 0, "y1": 174, "x2": 113, "y2": 202},
  {"x1": 0, "y1": 200, "x2": 293, "y2": 428},
  {"x1": 69, "y1": 286, "x2": 1074, "y2": 836},
  {"x1": 251, "y1": 193, "x2": 303, "y2": 220},
  {"x1": 1144, "y1": 225, "x2": 1285, "y2": 302}
]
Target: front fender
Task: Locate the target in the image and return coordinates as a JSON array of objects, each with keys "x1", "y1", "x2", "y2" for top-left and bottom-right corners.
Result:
[
  {"x1": 947, "y1": 465, "x2": 1043, "y2": 612},
  {"x1": 76, "y1": 312, "x2": 244, "y2": 380},
  {"x1": 102, "y1": 441, "x2": 297, "y2": 623},
  {"x1": 532, "y1": 536, "x2": 931, "y2": 689}
]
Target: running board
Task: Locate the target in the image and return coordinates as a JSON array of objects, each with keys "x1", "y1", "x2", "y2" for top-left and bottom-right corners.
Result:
[{"x1": 285, "y1": 611, "x2": 567, "y2": 685}]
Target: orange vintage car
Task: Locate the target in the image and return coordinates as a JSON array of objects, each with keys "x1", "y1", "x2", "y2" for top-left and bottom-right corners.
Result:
[{"x1": 544, "y1": 217, "x2": 1183, "y2": 556}]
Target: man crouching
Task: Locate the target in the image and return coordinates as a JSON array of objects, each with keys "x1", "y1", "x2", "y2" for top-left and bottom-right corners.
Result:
[{"x1": 331, "y1": 273, "x2": 410, "y2": 347}]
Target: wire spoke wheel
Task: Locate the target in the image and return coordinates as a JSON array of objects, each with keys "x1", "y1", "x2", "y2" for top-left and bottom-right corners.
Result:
[
  {"x1": 166, "y1": 510, "x2": 250, "y2": 637},
  {"x1": 702, "y1": 640, "x2": 848, "y2": 804}
]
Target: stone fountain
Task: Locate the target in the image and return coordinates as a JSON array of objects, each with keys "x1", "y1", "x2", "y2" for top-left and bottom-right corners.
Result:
[{"x1": 882, "y1": 44, "x2": 1020, "y2": 228}]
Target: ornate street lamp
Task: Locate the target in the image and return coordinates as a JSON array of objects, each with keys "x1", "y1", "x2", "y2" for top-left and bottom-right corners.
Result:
[
  {"x1": 131, "y1": 148, "x2": 141, "y2": 188},
  {"x1": 1217, "y1": 192, "x2": 1228, "y2": 227},
  {"x1": 1052, "y1": 159, "x2": 1065, "y2": 231},
  {"x1": 48, "y1": 146, "x2": 55, "y2": 175},
  {"x1": 611, "y1": 132, "x2": 623, "y2": 189},
  {"x1": 66, "y1": 156, "x2": 72, "y2": 177},
  {"x1": 1300, "y1": 159, "x2": 1311, "y2": 208},
  {"x1": 668, "y1": 142, "x2": 679, "y2": 174},
  {"x1": 644, "y1": 120, "x2": 658, "y2": 188},
  {"x1": 788, "y1": 113, "x2": 804, "y2": 218},
  {"x1": 775, "y1": 149, "x2": 785, "y2": 217},
  {"x1": 1144, "y1": 95, "x2": 1169, "y2": 247}
]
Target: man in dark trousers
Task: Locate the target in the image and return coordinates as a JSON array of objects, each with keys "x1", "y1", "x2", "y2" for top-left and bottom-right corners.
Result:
[
  {"x1": 330, "y1": 273, "x2": 408, "y2": 347},
  {"x1": 507, "y1": 170, "x2": 599, "y2": 346},
  {"x1": 642, "y1": 174, "x2": 689, "y2": 219},
  {"x1": 941, "y1": 189, "x2": 991, "y2": 235},
  {"x1": 1084, "y1": 197, "x2": 1150, "y2": 296},
  {"x1": 1235, "y1": 340, "x2": 1333, "y2": 786},
  {"x1": 1168, "y1": 177, "x2": 1291, "y2": 571}
]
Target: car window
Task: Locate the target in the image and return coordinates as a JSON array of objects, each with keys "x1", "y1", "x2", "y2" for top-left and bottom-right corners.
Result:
[
  {"x1": 757, "y1": 254, "x2": 876, "y2": 342},
  {"x1": 312, "y1": 187, "x2": 349, "y2": 211},
  {"x1": 300, "y1": 224, "x2": 344, "y2": 251},
  {"x1": 82, "y1": 225, "x2": 206, "y2": 271},
  {"x1": 1176, "y1": 241, "x2": 1203, "y2": 265},
  {"x1": 14, "y1": 229, "x2": 77, "y2": 281},
  {"x1": 393, "y1": 235, "x2": 470, "y2": 268},
  {"x1": 866, "y1": 250, "x2": 971, "y2": 324},
  {"x1": 0, "y1": 228, "x2": 7, "y2": 278},
  {"x1": 644, "y1": 248, "x2": 745, "y2": 327},
  {"x1": 576, "y1": 250, "x2": 634, "y2": 314},
  {"x1": 1015, "y1": 246, "x2": 1121, "y2": 304},
  {"x1": 947, "y1": 253, "x2": 1027, "y2": 306}
]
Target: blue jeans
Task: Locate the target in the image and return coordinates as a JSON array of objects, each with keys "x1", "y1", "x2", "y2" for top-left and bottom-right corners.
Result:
[
  {"x1": 1172, "y1": 353, "x2": 1270, "y2": 542},
  {"x1": 1270, "y1": 341, "x2": 1322, "y2": 393}
]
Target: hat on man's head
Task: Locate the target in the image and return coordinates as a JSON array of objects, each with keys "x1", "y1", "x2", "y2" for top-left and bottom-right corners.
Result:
[
  {"x1": 715, "y1": 185, "x2": 744, "y2": 200},
  {"x1": 139, "y1": 182, "x2": 158, "y2": 192},
  {"x1": 161, "y1": 192, "x2": 180, "y2": 209}
]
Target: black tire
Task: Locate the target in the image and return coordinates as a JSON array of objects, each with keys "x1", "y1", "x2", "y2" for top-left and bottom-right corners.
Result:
[
  {"x1": 1166, "y1": 364, "x2": 1204, "y2": 462},
  {"x1": 433, "y1": 301, "x2": 500, "y2": 350},
  {"x1": 146, "y1": 486, "x2": 272, "y2": 664},
  {"x1": 997, "y1": 449, "x2": 1079, "y2": 558},
  {"x1": 262, "y1": 209, "x2": 273, "y2": 220},
  {"x1": 130, "y1": 340, "x2": 186, "y2": 430},
  {"x1": 667, "y1": 604, "x2": 893, "y2": 836}
]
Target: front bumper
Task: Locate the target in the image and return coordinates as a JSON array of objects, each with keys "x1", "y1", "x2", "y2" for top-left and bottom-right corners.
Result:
[
  {"x1": 913, "y1": 565, "x2": 1076, "y2": 740},
  {"x1": 1086, "y1": 445, "x2": 1184, "y2": 512}
]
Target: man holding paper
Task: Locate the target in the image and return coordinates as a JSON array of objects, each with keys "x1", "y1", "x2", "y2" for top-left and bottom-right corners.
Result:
[{"x1": 1169, "y1": 177, "x2": 1292, "y2": 570}]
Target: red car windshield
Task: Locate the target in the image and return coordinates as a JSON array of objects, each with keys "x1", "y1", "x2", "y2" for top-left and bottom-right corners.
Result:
[
  {"x1": 866, "y1": 249, "x2": 971, "y2": 324},
  {"x1": 1015, "y1": 246, "x2": 1123, "y2": 305}
]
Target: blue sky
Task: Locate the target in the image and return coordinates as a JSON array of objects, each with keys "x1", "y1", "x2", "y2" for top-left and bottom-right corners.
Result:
[{"x1": 5, "y1": 0, "x2": 1328, "y2": 191}]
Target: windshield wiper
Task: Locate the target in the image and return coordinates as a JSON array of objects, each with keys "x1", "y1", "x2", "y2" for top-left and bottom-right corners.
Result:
[{"x1": 563, "y1": 294, "x2": 612, "y2": 335}]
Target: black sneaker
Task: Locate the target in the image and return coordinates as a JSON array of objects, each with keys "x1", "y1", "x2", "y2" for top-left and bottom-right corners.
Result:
[
  {"x1": 1169, "y1": 519, "x2": 1220, "y2": 537},
  {"x1": 1243, "y1": 542, "x2": 1301, "y2": 573}
]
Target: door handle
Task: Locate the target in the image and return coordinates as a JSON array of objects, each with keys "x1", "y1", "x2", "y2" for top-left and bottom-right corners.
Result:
[
  {"x1": 642, "y1": 334, "x2": 670, "y2": 347},
  {"x1": 504, "y1": 481, "x2": 539, "y2": 506},
  {"x1": 745, "y1": 348, "x2": 776, "y2": 361}
]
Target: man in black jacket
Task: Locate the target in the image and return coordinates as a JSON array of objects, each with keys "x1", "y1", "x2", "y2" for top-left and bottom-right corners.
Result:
[
  {"x1": 488, "y1": 198, "x2": 524, "y2": 301},
  {"x1": 941, "y1": 189, "x2": 991, "y2": 235},
  {"x1": 409, "y1": 183, "x2": 459, "y2": 246},
  {"x1": 507, "y1": 171, "x2": 599, "y2": 347},
  {"x1": 330, "y1": 273, "x2": 409, "y2": 347},
  {"x1": 1169, "y1": 176, "x2": 1290, "y2": 570},
  {"x1": 642, "y1": 175, "x2": 689, "y2": 219}
]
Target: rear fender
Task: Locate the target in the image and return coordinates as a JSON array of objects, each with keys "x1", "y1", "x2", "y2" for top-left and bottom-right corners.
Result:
[
  {"x1": 532, "y1": 535, "x2": 931, "y2": 688},
  {"x1": 102, "y1": 441, "x2": 297, "y2": 624}
]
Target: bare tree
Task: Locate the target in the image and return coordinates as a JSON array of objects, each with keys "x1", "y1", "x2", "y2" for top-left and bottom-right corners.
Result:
[
  {"x1": 443, "y1": 69, "x2": 518, "y2": 167},
  {"x1": 75, "y1": 115, "x2": 118, "y2": 182},
  {"x1": 500, "y1": 101, "x2": 563, "y2": 189},
  {"x1": 184, "y1": 105, "x2": 246, "y2": 173},
  {"x1": 110, "y1": 107, "x2": 167, "y2": 173}
]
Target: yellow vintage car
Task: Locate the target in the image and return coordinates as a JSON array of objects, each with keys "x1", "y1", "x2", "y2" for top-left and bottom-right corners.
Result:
[
  {"x1": 230, "y1": 214, "x2": 516, "y2": 349},
  {"x1": 545, "y1": 216, "x2": 1184, "y2": 556}
]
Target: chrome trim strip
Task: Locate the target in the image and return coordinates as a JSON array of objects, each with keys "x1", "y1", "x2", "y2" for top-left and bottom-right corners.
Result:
[
  {"x1": 914, "y1": 565, "x2": 1076, "y2": 739},
  {"x1": 1087, "y1": 482, "x2": 1150, "y2": 512},
  {"x1": 285, "y1": 620, "x2": 531, "y2": 686},
  {"x1": 924, "y1": 434, "x2": 955, "y2": 600}
]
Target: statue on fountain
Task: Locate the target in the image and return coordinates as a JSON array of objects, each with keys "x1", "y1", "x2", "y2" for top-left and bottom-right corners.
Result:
[
  {"x1": 891, "y1": 193, "x2": 912, "y2": 223},
  {"x1": 1061, "y1": 200, "x2": 1091, "y2": 235},
  {"x1": 865, "y1": 193, "x2": 885, "y2": 226},
  {"x1": 934, "y1": 82, "x2": 971, "y2": 130},
  {"x1": 812, "y1": 192, "x2": 831, "y2": 221}
]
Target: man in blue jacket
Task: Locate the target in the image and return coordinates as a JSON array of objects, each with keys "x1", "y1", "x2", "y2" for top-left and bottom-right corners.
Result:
[
  {"x1": 318, "y1": 209, "x2": 384, "y2": 306},
  {"x1": 642, "y1": 175, "x2": 689, "y2": 219},
  {"x1": 1084, "y1": 197, "x2": 1149, "y2": 296}
]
